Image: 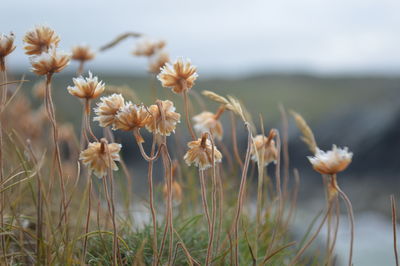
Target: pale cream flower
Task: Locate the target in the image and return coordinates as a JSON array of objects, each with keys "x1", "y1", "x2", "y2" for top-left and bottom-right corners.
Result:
[
  {"x1": 23, "y1": 26, "x2": 60, "y2": 55},
  {"x1": 94, "y1": 94, "x2": 125, "y2": 128},
  {"x1": 80, "y1": 138, "x2": 121, "y2": 178},
  {"x1": 251, "y1": 132, "x2": 278, "y2": 166},
  {"x1": 67, "y1": 71, "x2": 105, "y2": 99},
  {"x1": 148, "y1": 51, "x2": 170, "y2": 74},
  {"x1": 71, "y1": 44, "x2": 95, "y2": 62},
  {"x1": 145, "y1": 100, "x2": 180, "y2": 136},
  {"x1": 0, "y1": 33, "x2": 16, "y2": 70},
  {"x1": 193, "y1": 111, "x2": 223, "y2": 140},
  {"x1": 114, "y1": 102, "x2": 149, "y2": 131},
  {"x1": 184, "y1": 134, "x2": 222, "y2": 170},
  {"x1": 157, "y1": 57, "x2": 198, "y2": 94},
  {"x1": 30, "y1": 48, "x2": 70, "y2": 76},
  {"x1": 133, "y1": 38, "x2": 166, "y2": 57},
  {"x1": 308, "y1": 145, "x2": 353, "y2": 175}
]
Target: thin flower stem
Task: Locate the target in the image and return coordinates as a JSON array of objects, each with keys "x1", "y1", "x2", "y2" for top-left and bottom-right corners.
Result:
[
  {"x1": 199, "y1": 170, "x2": 212, "y2": 256},
  {"x1": 84, "y1": 99, "x2": 98, "y2": 142},
  {"x1": 77, "y1": 61, "x2": 85, "y2": 76},
  {"x1": 230, "y1": 112, "x2": 243, "y2": 169},
  {"x1": 391, "y1": 195, "x2": 399, "y2": 266},
  {"x1": 148, "y1": 131, "x2": 158, "y2": 266},
  {"x1": 82, "y1": 175, "x2": 92, "y2": 264},
  {"x1": 0, "y1": 68, "x2": 7, "y2": 264},
  {"x1": 327, "y1": 197, "x2": 340, "y2": 266},
  {"x1": 182, "y1": 89, "x2": 196, "y2": 140}
]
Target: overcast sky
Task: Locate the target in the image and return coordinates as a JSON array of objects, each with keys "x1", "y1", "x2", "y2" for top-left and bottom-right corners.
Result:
[{"x1": 2, "y1": 0, "x2": 400, "y2": 76}]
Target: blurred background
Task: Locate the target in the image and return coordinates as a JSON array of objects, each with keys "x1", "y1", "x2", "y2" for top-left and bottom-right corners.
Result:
[{"x1": 2, "y1": 0, "x2": 400, "y2": 265}]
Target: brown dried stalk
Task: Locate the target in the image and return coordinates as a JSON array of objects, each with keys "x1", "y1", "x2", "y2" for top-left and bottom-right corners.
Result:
[
  {"x1": 99, "y1": 32, "x2": 142, "y2": 51},
  {"x1": 391, "y1": 195, "x2": 399, "y2": 266},
  {"x1": 290, "y1": 110, "x2": 317, "y2": 154}
]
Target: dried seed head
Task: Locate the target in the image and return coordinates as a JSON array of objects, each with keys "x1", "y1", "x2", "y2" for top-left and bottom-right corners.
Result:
[
  {"x1": 67, "y1": 71, "x2": 105, "y2": 99},
  {"x1": 133, "y1": 38, "x2": 166, "y2": 57},
  {"x1": 308, "y1": 145, "x2": 353, "y2": 175},
  {"x1": 157, "y1": 57, "x2": 198, "y2": 94},
  {"x1": 148, "y1": 51, "x2": 170, "y2": 74},
  {"x1": 23, "y1": 26, "x2": 60, "y2": 55},
  {"x1": 145, "y1": 100, "x2": 180, "y2": 136},
  {"x1": 251, "y1": 131, "x2": 278, "y2": 166},
  {"x1": 94, "y1": 93, "x2": 125, "y2": 128},
  {"x1": 114, "y1": 102, "x2": 149, "y2": 131},
  {"x1": 193, "y1": 111, "x2": 224, "y2": 141},
  {"x1": 183, "y1": 134, "x2": 222, "y2": 170},
  {"x1": 79, "y1": 138, "x2": 121, "y2": 178},
  {"x1": 291, "y1": 111, "x2": 317, "y2": 154},
  {"x1": 0, "y1": 32, "x2": 16, "y2": 70},
  {"x1": 163, "y1": 180, "x2": 183, "y2": 205},
  {"x1": 30, "y1": 48, "x2": 70, "y2": 76},
  {"x1": 71, "y1": 45, "x2": 95, "y2": 62}
]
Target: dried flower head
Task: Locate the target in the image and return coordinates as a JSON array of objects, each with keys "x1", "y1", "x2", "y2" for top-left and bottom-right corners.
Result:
[
  {"x1": 193, "y1": 110, "x2": 224, "y2": 141},
  {"x1": 30, "y1": 48, "x2": 70, "y2": 76},
  {"x1": 308, "y1": 145, "x2": 353, "y2": 175},
  {"x1": 184, "y1": 134, "x2": 222, "y2": 170},
  {"x1": 145, "y1": 100, "x2": 180, "y2": 136},
  {"x1": 79, "y1": 138, "x2": 121, "y2": 178},
  {"x1": 163, "y1": 180, "x2": 183, "y2": 205},
  {"x1": 114, "y1": 102, "x2": 149, "y2": 131},
  {"x1": 133, "y1": 38, "x2": 166, "y2": 57},
  {"x1": 0, "y1": 32, "x2": 16, "y2": 70},
  {"x1": 148, "y1": 51, "x2": 170, "y2": 74},
  {"x1": 94, "y1": 93, "x2": 125, "y2": 128},
  {"x1": 71, "y1": 44, "x2": 95, "y2": 62},
  {"x1": 23, "y1": 26, "x2": 60, "y2": 55},
  {"x1": 251, "y1": 131, "x2": 278, "y2": 166},
  {"x1": 157, "y1": 57, "x2": 198, "y2": 94},
  {"x1": 67, "y1": 71, "x2": 105, "y2": 99}
]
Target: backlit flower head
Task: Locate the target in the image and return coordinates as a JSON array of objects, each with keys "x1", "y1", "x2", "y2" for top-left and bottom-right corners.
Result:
[
  {"x1": 184, "y1": 133, "x2": 222, "y2": 170},
  {"x1": 23, "y1": 26, "x2": 60, "y2": 55},
  {"x1": 251, "y1": 130, "x2": 278, "y2": 166},
  {"x1": 193, "y1": 110, "x2": 224, "y2": 141},
  {"x1": 148, "y1": 51, "x2": 170, "y2": 74},
  {"x1": 71, "y1": 44, "x2": 95, "y2": 62},
  {"x1": 145, "y1": 100, "x2": 180, "y2": 136},
  {"x1": 114, "y1": 102, "x2": 149, "y2": 131},
  {"x1": 79, "y1": 138, "x2": 121, "y2": 178},
  {"x1": 0, "y1": 32, "x2": 16, "y2": 70},
  {"x1": 157, "y1": 57, "x2": 198, "y2": 94},
  {"x1": 67, "y1": 71, "x2": 105, "y2": 99},
  {"x1": 308, "y1": 145, "x2": 353, "y2": 175},
  {"x1": 30, "y1": 48, "x2": 70, "y2": 76},
  {"x1": 94, "y1": 93, "x2": 125, "y2": 128},
  {"x1": 133, "y1": 38, "x2": 166, "y2": 57}
]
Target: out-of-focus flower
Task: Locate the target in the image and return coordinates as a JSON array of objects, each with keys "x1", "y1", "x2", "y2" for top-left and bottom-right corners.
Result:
[
  {"x1": 80, "y1": 138, "x2": 121, "y2": 178},
  {"x1": 184, "y1": 133, "x2": 222, "y2": 170},
  {"x1": 157, "y1": 57, "x2": 198, "y2": 94},
  {"x1": 308, "y1": 145, "x2": 353, "y2": 175},
  {"x1": 0, "y1": 32, "x2": 16, "y2": 70},
  {"x1": 71, "y1": 45, "x2": 95, "y2": 62},
  {"x1": 145, "y1": 100, "x2": 180, "y2": 136},
  {"x1": 23, "y1": 26, "x2": 60, "y2": 55},
  {"x1": 30, "y1": 48, "x2": 70, "y2": 76},
  {"x1": 133, "y1": 38, "x2": 166, "y2": 57},
  {"x1": 148, "y1": 51, "x2": 170, "y2": 74},
  {"x1": 193, "y1": 110, "x2": 224, "y2": 140},
  {"x1": 114, "y1": 102, "x2": 149, "y2": 131},
  {"x1": 163, "y1": 180, "x2": 183, "y2": 205},
  {"x1": 67, "y1": 71, "x2": 105, "y2": 99},
  {"x1": 94, "y1": 93, "x2": 125, "y2": 128},
  {"x1": 250, "y1": 131, "x2": 278, "y2": 166}
]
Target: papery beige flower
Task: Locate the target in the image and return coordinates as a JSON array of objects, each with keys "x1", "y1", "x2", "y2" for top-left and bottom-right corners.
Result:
[
  {"x1": 23, "y1": 26, "x2": 60, "y2": 55},
  {"x1": 184, "y1": 134, "x2": 222, "y2": 170},
  {"x1": 193, "y1": 111, "x2": 224, "y2": 140},
  {"x1": 251, "y1": 132, "x2": 278, "y2": 166},
  {"x1": 308, "y1": 145, "x2": 353, "y2": 175},
  {"x1": 79, "y1": 138, "x2": 121, "y2": 178},
  {"x1": 67, "y1": 71, "x2": 105, "y2": 99},
  {"x1": 71, "y1": 45, "x2": 95, "y2": 62},
  {"x1": 148, "y1": 51, "x2": 170, "y2": 74},
  {"x1": 133, "y1": 38, "x2": 166, "y2": 57},
  {"x1": 145, "y1": 100, "x2": 180, "y2": 136},
  {"x1": 0, "y1": 33, "x2": 16, "y2": 70},
  {"x1": 94, "y1": 93, "x2": 125, "y2": 128},
  {"x1": 114, "y1": 102, "x2": 149, "y2": 131},
  {"x1": 157, "y1": 57, "x2": 198, "y2": 94},
  {"x1": 30, "y1": 48, "x2": 70, "y2": 76}
]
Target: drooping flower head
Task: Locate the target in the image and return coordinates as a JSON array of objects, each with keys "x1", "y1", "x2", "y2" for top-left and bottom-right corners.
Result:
[
  {"x1": 114, "y1": 102, "x2": 149, "y2": 131},
  {"x1": 193, "y1": 107, "x2": 224, "y2": 140},
  {"x1": 67, "y1": 71, "x2": 105, "y2": 99},
  {"x1": 184, "y1": 133, "x2": 222, "y2": 170},
  {"x1": 0, "y1": 32, "x2": 16, "y2": 71},
  {"x1": 79, "y1": 138, "x2": 121, "y2": 178},
  {"x1": 145, "y1": 100, "x2": 180, "y2": 136},
  {"x1": 148, "y1": 51, "x2": 170, "y2": 74},
  {"x1": 30, "y1": 48, "x2": 70, "y2": 76},
  {"x1": 308, "y1": 145, "x2": 353, "y2": 175},
  {"x1": 157, "y1": 57, "x2": 198, "y2": 94},
  {"x1": 94, "y1": 94, "x2": 125, "y2": 128},
  {"x1": 71, "y1": 44, "x2": 95, "y2": 62},
  {"x1": 133, "y1": 38, "x2": 166, "y2": 57},
  {"x1": 23, "y1": 26, "x2": 60, "y2": 55},
  {"x1": 250, "y1": 130, "x2": 278, "y2": 167}
]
